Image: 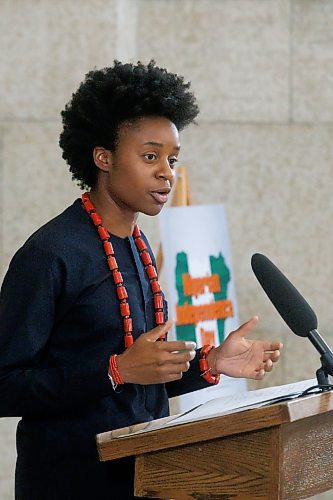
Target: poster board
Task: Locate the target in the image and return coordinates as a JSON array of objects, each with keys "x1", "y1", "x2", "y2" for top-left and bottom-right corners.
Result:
[{"x1": 159, "y1": 203, "x2": 247, "y2": 412}]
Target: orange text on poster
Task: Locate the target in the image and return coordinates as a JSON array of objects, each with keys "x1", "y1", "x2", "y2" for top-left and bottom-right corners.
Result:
[{"x1": 176, "y1": 300, "x2": 233, "y2": 326}]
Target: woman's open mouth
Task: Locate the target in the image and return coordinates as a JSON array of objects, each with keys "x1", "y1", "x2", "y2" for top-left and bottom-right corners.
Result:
[{"x1": 150, "y1": 190, "x2": 170, "y2": 204}]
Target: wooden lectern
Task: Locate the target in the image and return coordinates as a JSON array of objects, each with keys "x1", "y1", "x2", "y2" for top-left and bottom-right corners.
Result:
[{"x1": 97, "y1": 391, "x2": 333, "y2": 499}]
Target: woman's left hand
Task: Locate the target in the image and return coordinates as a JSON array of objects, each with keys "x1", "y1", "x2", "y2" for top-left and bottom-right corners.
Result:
[{"x1": 206, "y1": 316, "x2": 283, "y2": 380}]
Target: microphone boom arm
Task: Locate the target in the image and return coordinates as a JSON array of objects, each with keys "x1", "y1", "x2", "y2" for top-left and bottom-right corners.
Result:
[
  {"x1": 308, "y1": 329, "x2": 333, "y2": 357},
  {"x1": 308, "y1": 329, "x2": 333, "y2": 384}
]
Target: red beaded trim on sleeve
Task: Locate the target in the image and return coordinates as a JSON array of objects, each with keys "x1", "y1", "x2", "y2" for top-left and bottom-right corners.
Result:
[
  {"x1": 109, "y1": 354, "x2": 124, "y2": 386},
  {"x1": 199, "y1": 345, "x2": 220, "y2": 385}
]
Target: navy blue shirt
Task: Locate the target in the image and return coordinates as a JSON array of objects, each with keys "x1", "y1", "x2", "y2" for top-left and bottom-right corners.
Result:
[{"x1": 0, "y1": 200, "x2": 209, "y2": 469}]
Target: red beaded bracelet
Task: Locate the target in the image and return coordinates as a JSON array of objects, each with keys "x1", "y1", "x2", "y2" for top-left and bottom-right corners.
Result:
[
  {"x1": 199, "y1": 345, "x2": 220, "y2": 385},
  {"x1": 108, "y1": 354, "x2": 124, "y2": 389}
]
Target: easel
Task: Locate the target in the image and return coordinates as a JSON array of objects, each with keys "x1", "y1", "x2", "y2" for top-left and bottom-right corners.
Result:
[{"x1": 156, "y1": 165, "x2": 192, "y2": 274}]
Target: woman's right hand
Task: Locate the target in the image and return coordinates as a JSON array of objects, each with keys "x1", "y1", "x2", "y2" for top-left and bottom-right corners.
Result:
[{"x1": 116, "y1": 319, "x2": 196, "y2": 385}]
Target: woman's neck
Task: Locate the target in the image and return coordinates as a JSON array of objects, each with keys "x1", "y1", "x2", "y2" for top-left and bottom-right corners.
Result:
[{"x1": 88, "y1": 188, "x2": 138, "y2": 238}]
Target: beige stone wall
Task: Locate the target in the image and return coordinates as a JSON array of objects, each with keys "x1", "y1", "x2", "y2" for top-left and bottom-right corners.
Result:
[{"x1": 1, "y1": 0, "x2": 333, "y2": 498}]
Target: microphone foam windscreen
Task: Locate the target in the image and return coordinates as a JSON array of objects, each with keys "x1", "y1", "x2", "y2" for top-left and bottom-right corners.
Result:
[{"x1": 251, "y1": 253, "x2": 317, "y2": 337}]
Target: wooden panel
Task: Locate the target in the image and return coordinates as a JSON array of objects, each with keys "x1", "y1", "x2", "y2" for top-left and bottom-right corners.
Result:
[
  {"x1": 135, "y1": 427, "x2": 281, "y2": 499},
  {"x1": 97, "y1": 403, "x2": 289, "y2": 461},
  {"x1": 287, "y1": 391, "x2": 333, "y2": 422},
  {"x1": 281, "y1": 413, "x2": 333, "y2": 499}
]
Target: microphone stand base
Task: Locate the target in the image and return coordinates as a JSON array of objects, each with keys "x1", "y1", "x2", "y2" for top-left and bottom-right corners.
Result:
[{"x1": 316, "y1": 366, "x2": 330, "y2": 386}]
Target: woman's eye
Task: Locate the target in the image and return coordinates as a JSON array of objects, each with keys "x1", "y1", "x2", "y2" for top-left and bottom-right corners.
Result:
[
  {"x1": 144, "y1": 153, "x2": 157, "y2": 161},
  {"x1": 169, "y1": 157, "x2": 179, "y2": 168}
]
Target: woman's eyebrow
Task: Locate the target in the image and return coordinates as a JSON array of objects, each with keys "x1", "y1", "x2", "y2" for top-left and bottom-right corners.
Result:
[{"x1": 143, "y1": 141, "x2": 180, "y2": 151}]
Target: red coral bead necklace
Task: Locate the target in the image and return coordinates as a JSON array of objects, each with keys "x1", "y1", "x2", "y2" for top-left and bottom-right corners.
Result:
[{"x1": 81, "y1": 192, "x2": 165, "y2": 349}]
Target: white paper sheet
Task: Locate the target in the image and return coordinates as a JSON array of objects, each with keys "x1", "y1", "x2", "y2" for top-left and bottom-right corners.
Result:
[
  {"x1": 111, "y1": 378, "x2": 318, "y2": 439},
  {"x1": 164, "y1": 378, "x2": 318, "y2": 427}
]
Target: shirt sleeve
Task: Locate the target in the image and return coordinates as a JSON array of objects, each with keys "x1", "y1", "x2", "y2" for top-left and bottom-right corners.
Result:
[{"x1": 0, "y1": 244, "x2": 112, "y2": 418}]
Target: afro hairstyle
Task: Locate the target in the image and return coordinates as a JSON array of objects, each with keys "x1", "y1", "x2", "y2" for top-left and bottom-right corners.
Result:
[{"x1": 59, "y1": 60, "x2": 199, "y2": 189}]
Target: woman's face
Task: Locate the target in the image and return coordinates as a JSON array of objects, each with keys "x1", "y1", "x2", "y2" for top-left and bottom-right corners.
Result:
[{"x1": 98, "y1": 116, "x2": 180, "y2": 217}]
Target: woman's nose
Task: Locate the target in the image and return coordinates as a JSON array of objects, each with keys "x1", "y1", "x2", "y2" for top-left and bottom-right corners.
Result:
[{"x1": 158, "y1": 159, "x2": 175, "y2": 181}]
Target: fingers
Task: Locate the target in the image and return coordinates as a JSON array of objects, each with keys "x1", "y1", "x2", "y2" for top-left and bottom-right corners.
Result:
[
  {"x1": 264, "y1": 358, "x2": 273, "y2": 372},
  {"x1": 248, "y1": 357, "x2": 275, "y2": 380},
  {"x1": 143, "y1": 320, "x2": 197, "y2": 355},
  {"x1": 254, "y1": 369, "x2": 265, "y2": 380},
  {"x1": 168, "y1": 361, "x2": 191, "y2": 373},
  {"x1": 254, "y1": 350, "x2": 277, "y2": 379},
  {"x1": 262, "y1": 342, "x2": 283, "y2": 369},
  {"x1": 144, "y1": 319, "x2": 173, "y2": 342},
  {"x1": 155, "y1": 358, "x2": 191, "y2": 383},
  {"x1": 144, "y1": 326, "x2": 195, "y2": 379},
  {"x1": 143, "y1": 320, "x2": 198, "y2": 351},
  {"x1": 156, "y1": 349, "x2": 195, "y2": 368},
  {"x1": 232, "y1": 315, "x2": 259, "y2": 338},
  {"x1": 263, "y1": 349, "x2": 281, "y2": 363},
  {"x1": 262, "y1": 341, "x2": 284, "y2": 352},
  {"x1": 271, "y1": 341, "x2": 283, "y2": 351},
  {"x1": 160, "y1": 340, "x2": 196, "y2": 353},
  {"x1": 168, "y1": 350, "x2": 195, "y2": 364}
]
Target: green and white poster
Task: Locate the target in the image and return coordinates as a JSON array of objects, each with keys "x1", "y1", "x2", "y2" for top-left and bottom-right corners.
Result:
[{"x1": 159, "y1": 204, "x2": 247, "y2": 411}]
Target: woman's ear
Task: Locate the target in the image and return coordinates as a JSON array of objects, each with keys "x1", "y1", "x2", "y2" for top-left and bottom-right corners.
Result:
[{"x1": 93, "y1": 147, "x2": 112, "y2": 172}]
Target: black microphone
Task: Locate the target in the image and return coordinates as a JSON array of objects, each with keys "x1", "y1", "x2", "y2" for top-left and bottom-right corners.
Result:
[{"x1": 251, "y1": 253, "x2": 333, "y2": 379}]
